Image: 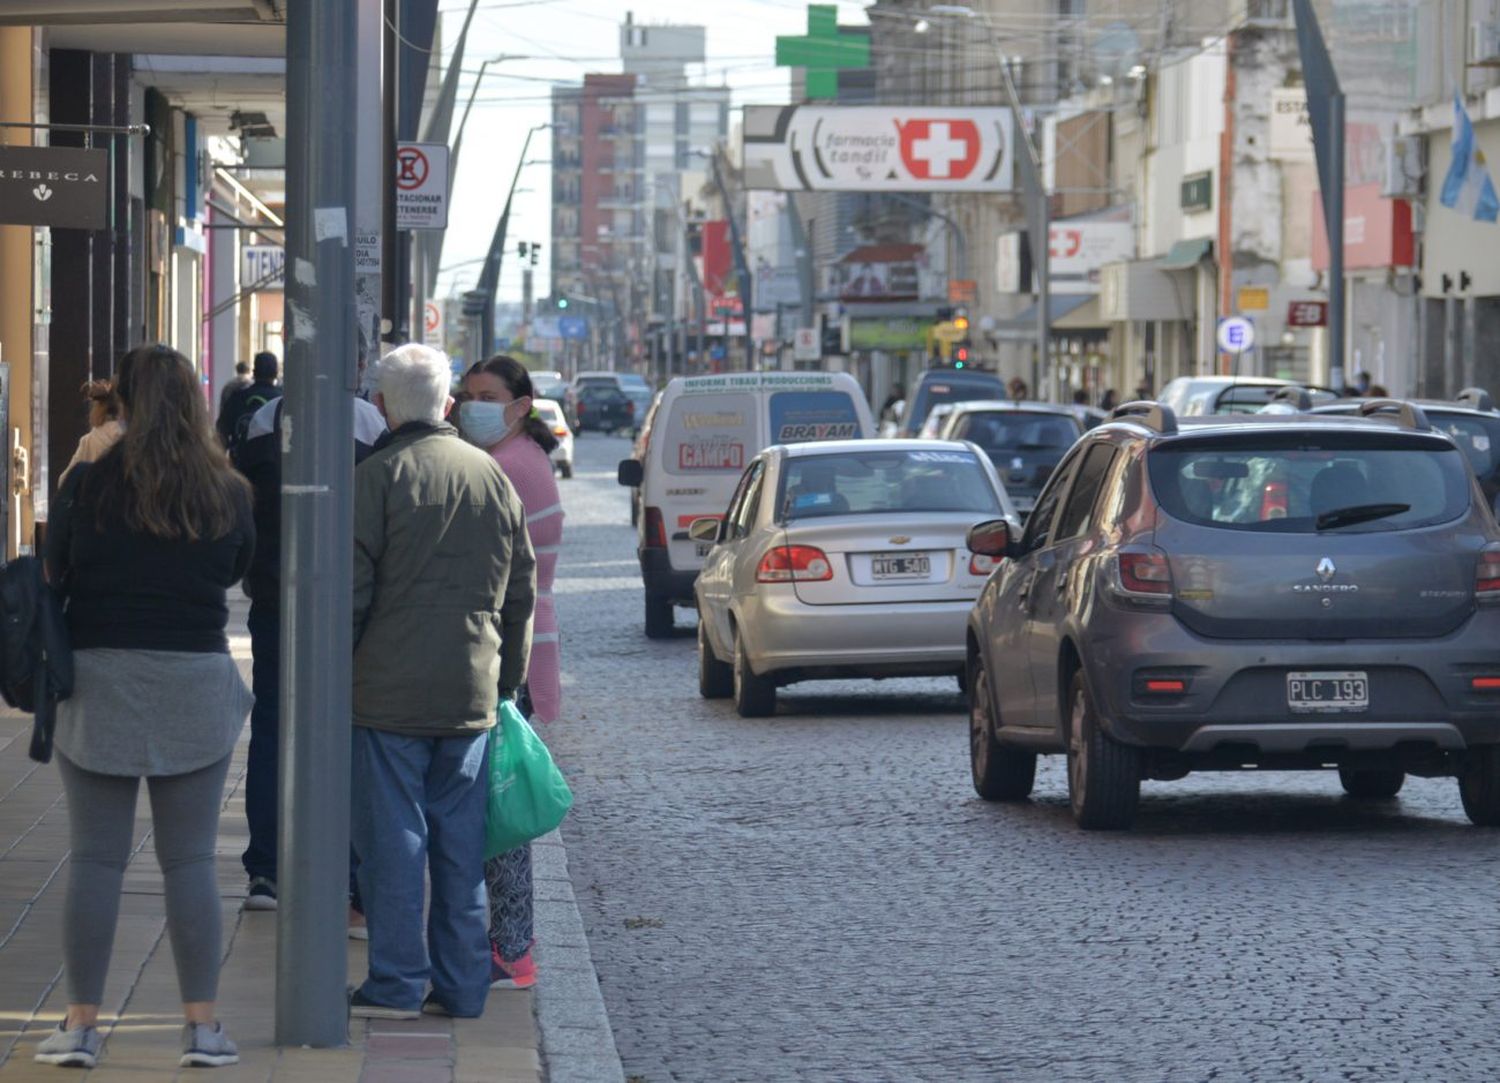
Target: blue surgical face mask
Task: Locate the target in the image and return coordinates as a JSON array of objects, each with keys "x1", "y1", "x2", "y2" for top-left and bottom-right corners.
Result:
[{"x1": 458, "y1": 400, "x2": 511, "y2": 448}]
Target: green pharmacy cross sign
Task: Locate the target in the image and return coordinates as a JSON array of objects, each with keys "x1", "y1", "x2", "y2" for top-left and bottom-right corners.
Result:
[{"x1": 775, "y1": 4, "x2": 870, "y2": 101}]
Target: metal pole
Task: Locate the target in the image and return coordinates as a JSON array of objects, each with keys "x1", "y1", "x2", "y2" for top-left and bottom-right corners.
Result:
[
  {"x1": 278, "y1": 0, "x2": 356, "y2": 1047},
  {"x1": 476, "y1": 124, "x2": 547, "y2": 358},
  {"x1": 1444, "y1": 293, "x2": 1459, "y2": 396},
  {"x1": 1328, "y1": 93, "x2": 1346, "y2": 393},
  {"x1": 381, "y1": 0, "x2": 398, "y2": 342},
  {"x1": 1464, "y1": 293, "x2": 1478, "y2": 390},
  {"x1": 706, "y1": 151, "x2": 755, "y2": 370}
]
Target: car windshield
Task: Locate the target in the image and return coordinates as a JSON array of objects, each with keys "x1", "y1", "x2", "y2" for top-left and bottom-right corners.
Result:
[
  {"x1": 961, "y1": 412, "x2": 1080, "y2": 452},
  {"x1": 778, "y1": 449, "x2": 1001, "y2": 520},
  {"x1": 1148, "y1": 432, "x2": 1471, "y2": 534}
]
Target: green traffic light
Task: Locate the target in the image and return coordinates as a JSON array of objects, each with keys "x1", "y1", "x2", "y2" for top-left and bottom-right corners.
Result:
[{"x1": 557, "y1": 297, "x2": 570, "y2": 310}]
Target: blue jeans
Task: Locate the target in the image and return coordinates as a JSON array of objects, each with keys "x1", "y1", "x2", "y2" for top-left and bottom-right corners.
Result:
[
  {"x1": 241, "y1": 602, "x2": 279, "y2": 882},
  {"x1": 351, "y1": 726, "x2": 491, "y2": 1016}
]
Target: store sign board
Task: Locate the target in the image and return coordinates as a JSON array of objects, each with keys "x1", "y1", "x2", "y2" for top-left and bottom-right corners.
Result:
[
  {"x1": 1181, "y1": 170, "x2": 1213, "y2": 213},
  {"x1": 0, "y1": 146, "x2": 109, "y2": 229},
  {"x1": 848, "y1": 317, "x2": 929, "y2": 352},
  {"x1": 743, "y1": 105, "x2": 1013, "y2": 192},
  {"x1": 241, "y1": 245, "x2": 285, "y2": 290},
  {"x1": 1270, "y1": 88, "x2": 1314, "y2": 160},
  {"x1": 1287, "y1": 300, "x2": 1328, "y2": 327},
  {"x1": 1049, "y1": 221, "x2": 1134, "y2": 294}
]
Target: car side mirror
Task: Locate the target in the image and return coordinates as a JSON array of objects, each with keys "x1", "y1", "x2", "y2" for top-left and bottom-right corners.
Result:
[
  {"x1": 617, "y1": 459, "x2": 643, "y2": 488},
  {"x1": 967, "y1": 518, "x2": 1013, "y2": 559},
  {"x1": 688, "y1": 516, "x2": 721, "y2": 543}
]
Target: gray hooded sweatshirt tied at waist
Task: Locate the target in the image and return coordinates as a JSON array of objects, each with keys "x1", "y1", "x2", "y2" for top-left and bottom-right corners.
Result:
[{"x1": 353, "y1": 421, "x2": 537, "y2": 737}]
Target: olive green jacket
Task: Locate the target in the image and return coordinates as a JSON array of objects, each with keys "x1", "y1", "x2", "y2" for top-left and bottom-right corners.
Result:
[{"x1": 352, "y1": 421, "x2": 536, "y2": 736}]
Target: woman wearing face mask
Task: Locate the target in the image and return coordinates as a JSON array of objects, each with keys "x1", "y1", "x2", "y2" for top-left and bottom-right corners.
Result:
[{"x1": 457, "y1": 355, "x2": 563, "y2": 991}]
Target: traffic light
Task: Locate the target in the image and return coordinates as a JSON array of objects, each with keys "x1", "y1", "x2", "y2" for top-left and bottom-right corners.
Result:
[
  {"x1": 557, "y1": 296, "x2": 570, "y2": 310},
  {"x1": 517, "y1": 241, "x2": 529, "y2": 259},
  {"x1": 529, "y1": 242, "x2": 541, "y2": 267},
  {"x1": 954, "y1": 315, "x2": 970, "y2": 334},
  {"x1": 954, "y1": 345, "x2": 970, "y2": 368}
]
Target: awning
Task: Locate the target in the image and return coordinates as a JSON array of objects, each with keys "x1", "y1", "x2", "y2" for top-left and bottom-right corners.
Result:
[
  {"x1": 1161, "y1": 237, "x2": 1213, "y2": 270},
  {"x1": 991, "y1": 294, "x2": 1094, "y2": 340},
  {"x1": 1052, "y1": 295, "x2": 1108, "y2": 331}
]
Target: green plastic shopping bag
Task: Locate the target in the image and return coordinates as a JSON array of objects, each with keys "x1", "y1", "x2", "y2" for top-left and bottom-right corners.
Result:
[{"x1": 485, "y1": 699, "x2": 573, "y2": 858}]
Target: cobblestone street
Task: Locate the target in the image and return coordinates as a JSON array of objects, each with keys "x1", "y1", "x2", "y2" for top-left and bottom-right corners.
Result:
[{"x1": 551, "y1": 435, "x2": 1500, "y2": 1083}]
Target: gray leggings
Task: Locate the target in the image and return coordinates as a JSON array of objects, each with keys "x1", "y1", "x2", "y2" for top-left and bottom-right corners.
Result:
[{"x1": 57, "y1": 752, "x2": 232, "y2": 1006}]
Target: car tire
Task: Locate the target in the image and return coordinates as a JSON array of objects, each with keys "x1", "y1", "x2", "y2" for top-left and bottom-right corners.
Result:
[
  {"x1": 698, "y1": 619, "x2": 733, "y2": 699},
  {"x1": 732, "y1": 628, "x2": 776, "y2": 718},
  {"x1": 1338, "y1": 767, "x2": 1404, "y2": 800},
  {"x1": 968, "y1": 653, "x2": 1035, "y2": 801},
  {"x1": 1459, "y1": 745, "x2": 1500, "y2": 826},
  {"x1": 1065, "y1": 668, "x2": 1141, "y2": 830},
  {"x1": 644, "y1": 593, "x2": 674, "y2": 639}
]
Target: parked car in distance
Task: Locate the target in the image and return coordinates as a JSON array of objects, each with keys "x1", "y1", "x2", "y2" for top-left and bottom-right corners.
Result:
[
  {"x1": 617, "y1": 370, "x2": 875, "y2": 638},
  {"x1": 694, "y1": 439, "x2": 1018, "y2": 717},
  {"x1": 938, "y1": 401, "x2": 1084, "y2": 518},
  {"x1": 623, "y1": 386, "x2": 655, "y2": 436},
  {"x1": 575, "y1": 385, "x2": 635, "y2": 434},
  {"x1": 966, "y1": 400, "x2": 1500, "y2": 830},
  {"x1": 899, "y1": 368, "x2": 1008, "y2": 436},
  {"x1": 916, "y1": 401, "x2": 962, "y2": 440},
  {"x1": 1159, "y1": 375, "x2": 1339, "y2": 417},
  {"x1": 534, "y1": 398, "x2": 575, "y2": 479},
  {"x1": 531, "y1": 372, "x2": 576, "y2": 430}
]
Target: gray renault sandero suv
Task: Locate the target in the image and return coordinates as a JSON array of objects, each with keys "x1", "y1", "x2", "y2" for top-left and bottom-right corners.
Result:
[{"x1": 964, "y1": 399, "x2": 1500, "y2": 830}]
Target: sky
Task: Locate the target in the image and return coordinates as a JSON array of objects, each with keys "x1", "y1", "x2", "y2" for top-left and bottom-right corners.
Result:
[{"x1": 430, "y1": 0, "x2": 871, "y2": 306}]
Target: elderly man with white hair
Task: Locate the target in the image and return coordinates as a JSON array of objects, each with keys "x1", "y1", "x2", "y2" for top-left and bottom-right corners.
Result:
[{"x1": 349, "y1": 343, "x2": 536, "y2": 1020}]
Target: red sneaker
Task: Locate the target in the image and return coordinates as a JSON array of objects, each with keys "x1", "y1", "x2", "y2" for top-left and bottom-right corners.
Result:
[{"x1": 490, "y1": 946, "x2": 537, "y2": 990}]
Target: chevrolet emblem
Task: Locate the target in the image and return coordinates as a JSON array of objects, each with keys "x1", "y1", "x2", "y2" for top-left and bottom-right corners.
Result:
[{"x1": 889, "y1": 535, "x2": 911, "y2": 545}]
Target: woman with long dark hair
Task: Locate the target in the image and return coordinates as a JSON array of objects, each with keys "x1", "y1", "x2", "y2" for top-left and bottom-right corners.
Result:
[
  {"x1": 38, "y1": 344, "x2": 254, "y2": 1070},
  {"x1": 457, "y1": 355, "x2": 564, "y2": 990}
]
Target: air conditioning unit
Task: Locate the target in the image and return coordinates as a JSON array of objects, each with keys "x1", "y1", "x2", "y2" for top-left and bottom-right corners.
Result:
[{"x1": 1469, "y1": 20, "x2": 1500, "y2": 67}]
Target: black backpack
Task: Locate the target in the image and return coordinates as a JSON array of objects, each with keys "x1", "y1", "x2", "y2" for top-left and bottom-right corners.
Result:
[{"x1": 0, "y1": 557, "x2": 74, "y2": 762}]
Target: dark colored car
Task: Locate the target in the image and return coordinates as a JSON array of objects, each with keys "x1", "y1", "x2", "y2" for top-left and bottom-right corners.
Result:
[
  {"x1": 899, "y1": 369, "x2": 1007, "y2": 436},
  {"x1": 965, "y1": 401, "x2": 1500, "y2": 830},
  {"x1": 623, "y1": 387, "x2": 654, "y2": 436},
  {"x1": 575, "y1": 386, "x2": 635, "y2": 434},
  {"x1": 940, "y1": 401, "x2": 1084, "y2": 518}
]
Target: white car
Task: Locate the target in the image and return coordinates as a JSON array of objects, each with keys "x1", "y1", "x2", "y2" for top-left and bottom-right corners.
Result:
[
  {"x1": 692, "y1": 439, "x2": 1019, "y2": 717},
  {"x1": 535, "y1": 399, "x2": 574, "y2": 479}
]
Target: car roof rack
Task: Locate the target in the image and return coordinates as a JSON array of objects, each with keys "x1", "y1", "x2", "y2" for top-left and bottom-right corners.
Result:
[
  {"x1": 1108, "y1": 400, "x2": 1178, "y2": 435},
  {"x1": 1456, "y1": 387, "x2": 1495, "y2": 412},
  {"x1": 1270, "y1": 386, "x2": 1314, "y2": 411},
  {"x1": 1356, "y1": 398, "x2": 1432, "y2": 432}
]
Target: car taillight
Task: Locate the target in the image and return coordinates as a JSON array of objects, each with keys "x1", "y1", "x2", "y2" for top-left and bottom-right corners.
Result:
[
  {"x1": 1118, "y1": 551, "x2": 1172, "y2": 596},
  {"x1": 1260, "y1": 479, "x2": 1289, "y2": 521},
  {"x1": 1471, "y1": 677, "x2": 1500, "y2": 691},
  {"x1": 643, "y1": 506, "x2": 667, "y2": 548},
  {"x1": 969, "y1": 553, "x2": 1001, "y2": 576},
  {"x1": 1477, "y1": 549, "x2": 1500, "y2": 597},
  {"x1": 756, "y1": 545, "x2": 833, "y2": 583},
  {"x1": 552, "y1": 425, "x2": 570, "y2": 436}
]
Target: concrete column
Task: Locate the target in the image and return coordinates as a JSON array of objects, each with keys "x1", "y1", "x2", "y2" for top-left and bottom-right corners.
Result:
[
  {"x1": 0, "y1": 26, "x2": 35, "y2": 558},
  {"x1": 207, "y1": 204, "x2": 239, "y2": 409}
]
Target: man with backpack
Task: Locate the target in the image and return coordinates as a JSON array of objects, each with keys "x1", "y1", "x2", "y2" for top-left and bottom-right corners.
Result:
[{"x1": 218, "y1": 352, "x2": 281, "y2": 451}]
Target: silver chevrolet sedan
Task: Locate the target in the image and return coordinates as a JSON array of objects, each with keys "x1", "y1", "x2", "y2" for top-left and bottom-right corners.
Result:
[{"x1": 692, "y1": 439, "x2": 1020, "y2": 717}]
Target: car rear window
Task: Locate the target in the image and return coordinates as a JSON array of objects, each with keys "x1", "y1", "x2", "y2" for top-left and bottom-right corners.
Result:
[
  {"x1": 1148, "y1": 432, "x2": 1471, "y2": 533},
  {"x1": 662, "y1": 393, "x2": 758, "y2": 475},
  {"x1": 778, "y1": 449, "x2": 1001, "y2": 520},
  {"x1": 907, "y1": 374, "x2": 1006, "y2": 430},
  {"x1": 959, "y1": 411, "x2": 1081, "y2": 453},
  {"x1": 1429, "y1": 413, "x2": 1500, "y2": 480},
  {"x1": 768, "y1": 390, "x2": 862, "y2": 443}
]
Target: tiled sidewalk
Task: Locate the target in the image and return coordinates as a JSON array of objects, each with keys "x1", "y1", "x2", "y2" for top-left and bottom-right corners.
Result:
[{"x1": 0, "y1": 612, "x2": 540, "y2": 1082}]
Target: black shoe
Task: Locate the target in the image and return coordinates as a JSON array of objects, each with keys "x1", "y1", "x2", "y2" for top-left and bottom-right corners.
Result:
[
  {"x1": 420, "y1": 993, "x2": 452, "y2": 1018},
  {"x1": 243, "y1": 877, "x2": 277, "y2": 912},
  {"x1": 349, "y1": 990, "x2": 419, "y2": 1021}
]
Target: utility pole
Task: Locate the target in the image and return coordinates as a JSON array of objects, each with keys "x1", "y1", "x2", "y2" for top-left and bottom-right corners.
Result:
[
  {"x1": 278, "y1": 0, "x2": 357, "y2": 1047},
  {"x1": 702, "y1": 148, "x2": 756, "y2": 371},
  {"x1": 473, "y1": 123, "x2": 548, "y2": 361},
  {"x1": 1294, "y1": 0, "x2": 1346, "y2": 392}
]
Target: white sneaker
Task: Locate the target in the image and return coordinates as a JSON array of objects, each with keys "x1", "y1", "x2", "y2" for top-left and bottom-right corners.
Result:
[
  {"x1": 34, "y1": 1023, "x2": 102, "y2": 1068},
  {"x1": 180, "y1": 1021, "x2": 239, "y2": 1068}
]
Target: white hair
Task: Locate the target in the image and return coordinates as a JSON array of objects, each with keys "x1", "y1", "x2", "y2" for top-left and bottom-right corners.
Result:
[{"x1": 377, "y1": 343, "x2": 452, "y2": 426}]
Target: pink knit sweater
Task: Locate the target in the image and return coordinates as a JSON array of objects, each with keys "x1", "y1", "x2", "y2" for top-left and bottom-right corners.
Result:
[{"x1": 490, "y1": 435, "x2": 563, "y2": 723}]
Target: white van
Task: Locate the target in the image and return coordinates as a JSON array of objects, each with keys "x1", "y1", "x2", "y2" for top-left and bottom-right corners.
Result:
[{"x1": 617, "y1": 371, "x2": 875, "y2": 637}]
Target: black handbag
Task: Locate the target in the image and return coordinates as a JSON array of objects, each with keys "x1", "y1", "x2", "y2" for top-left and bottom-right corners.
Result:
[{"x1": 0, "y1": 557, "x2": 74, "y2": 764}]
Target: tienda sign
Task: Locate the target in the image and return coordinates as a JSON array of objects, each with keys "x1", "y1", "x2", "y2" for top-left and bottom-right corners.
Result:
[{"x1": 742, "y1": 105, "x2": 1013, "y2": 192}]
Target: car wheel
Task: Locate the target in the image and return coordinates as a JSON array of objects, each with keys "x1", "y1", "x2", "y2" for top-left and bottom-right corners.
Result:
[
  {"x1": 644, "y1": 593, "x2": 674, "y2": 639},
  {"x1": 697, "y1": 618, "x2": 733, "y2": 699},
  {"x1": 559, "y1": 460, "x2": 574, "y2": 480},
  {"x1": 1459, "y1": 745, "x2": 1500, "y2": 826},
  {"x1": 1065, "y1": 668, "x2": 1141, "y2": 830},
  {"x1": 1338, "y1": 767, "x2": 1404, "y2": 800},
  {"x1": 968, "y1": 653, "x2": 1036, "y2": 801},
  {"x1": 732, "y1": 628, "x2": 775, "y2": 718}
]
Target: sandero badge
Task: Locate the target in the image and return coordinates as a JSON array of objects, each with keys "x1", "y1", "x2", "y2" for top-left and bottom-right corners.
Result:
[{"x1": 1294, "y1": 558, "x2": 1359, "y2": 594}]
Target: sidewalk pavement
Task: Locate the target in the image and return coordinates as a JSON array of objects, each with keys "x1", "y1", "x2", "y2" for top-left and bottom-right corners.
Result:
[{"x1": 0, "y1": 606, "x2": 621, "y2": 1082}]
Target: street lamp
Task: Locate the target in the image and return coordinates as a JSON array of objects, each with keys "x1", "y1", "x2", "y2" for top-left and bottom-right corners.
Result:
[
  {"x1": 921, "y1": 4, "x2": 1053, "y2": 398},
  {"x1": 470, "y1": 122, "x2": 551, "y2": 360}
]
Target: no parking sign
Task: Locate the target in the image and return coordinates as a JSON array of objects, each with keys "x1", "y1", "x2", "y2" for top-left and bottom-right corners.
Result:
[{"x1": 395, "y1": 142, "x2": 449, "y2": 230}]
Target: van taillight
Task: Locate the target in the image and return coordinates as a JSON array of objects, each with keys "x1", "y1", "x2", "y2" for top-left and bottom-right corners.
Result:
[
  {"x1": 757, "y1": 545, "x2": 833, "y2": 583},
  {"x1": 1477, "y1": 549, "x2": 1500, "y2": 597},
  {"x1": 644, "y1": 507, "x2": 667, "y2": 548},
  {"x1": 1118, "y1": 551, "x2": 1172, "y2": 596},
  {"x1": 1260, "y1": 480, "x2": 1289, "y2": 521}
]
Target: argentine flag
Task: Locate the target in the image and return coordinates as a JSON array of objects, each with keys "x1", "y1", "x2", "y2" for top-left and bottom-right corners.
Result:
[{"x1": 1441, "y1": 91, "x2": 1500, "y2": 222}]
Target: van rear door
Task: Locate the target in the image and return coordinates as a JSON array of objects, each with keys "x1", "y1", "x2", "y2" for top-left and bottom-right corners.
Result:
[{"x1": 656, "y1": 389, "x2": 759, "y2": 573}]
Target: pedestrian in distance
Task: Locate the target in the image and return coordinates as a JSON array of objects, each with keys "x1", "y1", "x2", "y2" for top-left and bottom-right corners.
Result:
[
  {"x1": 1007, "y1": 376, "x2": 1029, "y2": 402},
  {"x1": 350, "y1": 344, "x2": 536, "y2": 1020},
  {"x1": 231, "y1": 375, "x2": 387, "y2": 912},
  {"x1": 59, "y1": 380, "x2": 124, "y2": 484},
  {"x1": 217, "y1": 351, "x2": 281, "y2": 452},
  {"x1": 218, "y1": 360, "x2": 252, "y2": 419},
  {"x1": 459, "y1": 355, "x2": 564, "y2": 991},
  {"x1": 1100, "y1": 388, "x2": 1119, "y2": 412},
  {"x1": 38, "y1": 343, "x2": 254, "y2": 1070}
]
